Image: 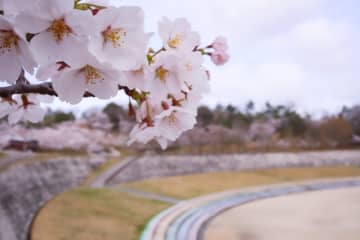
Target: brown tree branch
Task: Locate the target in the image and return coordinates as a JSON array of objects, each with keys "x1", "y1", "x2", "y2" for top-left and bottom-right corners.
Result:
[
  {"x1": 0, "y1": 81, "x2": 132, "y2": 99},
  {"x1": 0, "y1": 71, "x2": 132, "y2": 100},
  {"x1": 0, "y1": 82, "x2": 59, "y2": 98}
]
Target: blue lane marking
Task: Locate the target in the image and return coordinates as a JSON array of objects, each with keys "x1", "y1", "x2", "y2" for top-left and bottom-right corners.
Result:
[{"x1": 140, "y1": 179, "x2": 360, "y2": 240}]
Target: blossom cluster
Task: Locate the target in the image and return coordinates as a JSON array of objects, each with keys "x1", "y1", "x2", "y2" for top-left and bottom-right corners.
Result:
[{"x1": 0, "y1": 0, "x2": 229, "y2": 149}]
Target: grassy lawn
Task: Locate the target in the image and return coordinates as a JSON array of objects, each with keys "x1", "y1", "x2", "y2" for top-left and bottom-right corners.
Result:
[
  {"x1": 0, "y1": 151, "x2": 6, "y2": 159},
  {"x1": 124, "y1": 167, "x2": 360, "y2": 199},
  {"x1": 31, "y1": 188, "x2": 170, "y2": 240}
]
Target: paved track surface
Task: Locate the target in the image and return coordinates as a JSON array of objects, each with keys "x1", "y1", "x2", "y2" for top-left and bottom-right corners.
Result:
[
  {"x1": 140, "y1": 178, "x2": 360, "y2": 240},
  {"x1": 205, "y1": 187, "x2": 360, "y2": 240}
]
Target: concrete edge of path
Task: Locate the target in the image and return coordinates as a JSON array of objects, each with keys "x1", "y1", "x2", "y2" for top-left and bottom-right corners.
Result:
[
  {"x1": 89, "y1": 156, "x2": 137, "y2": 188},
  {"x1": 140, "y1": 177, "x2": 360, "y2": 240}
]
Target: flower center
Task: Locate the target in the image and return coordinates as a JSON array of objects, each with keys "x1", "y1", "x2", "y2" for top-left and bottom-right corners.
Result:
[
  {"x1": 81, "y1": 65, "x2": 104, "y2": 84},
  {"x1": 155, "y1": 66, "x2": 169, "y2": 83},
  {"x1": 185, "y1": 63, "x2": 193, "y2": 71},
  {"x1": 102, "y1": 26, "x2": 126, "y2": 48},
  {"x1": 0, "y1": 30, "x2": 19, "y2": 53},
  {"x1": 47, "y1": 18, "x2": 72, "y2": 43},
  {"x1": 167, "y1": 112, "x2": 178, "y2": 125},
  {"x1": 168, "y1": 34, "x2": 182, "y2": 48}
]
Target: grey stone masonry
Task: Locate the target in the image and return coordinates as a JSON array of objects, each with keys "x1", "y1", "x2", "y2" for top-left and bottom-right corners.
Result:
[
  {"x1": 108, "y1": 150, "x2": 360, "y2": 184},
  {"x1": 0, "y1": 157, "x2": 95, "y2": 240}
]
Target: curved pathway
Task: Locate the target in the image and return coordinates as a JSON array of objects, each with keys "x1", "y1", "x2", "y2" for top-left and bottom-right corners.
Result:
[
  {"x1": 205, "y1": 187, "x2": 360, "y2": 240},
  {"x1": 140, "y1": 178, "x2": 360, "y2": 240}
]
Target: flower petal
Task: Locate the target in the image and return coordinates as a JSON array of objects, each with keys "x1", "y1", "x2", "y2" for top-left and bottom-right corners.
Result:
[
  {"x1": 15, "y1": 14, "x2": 50, "y2": 34},
  {"x1": 86, "y1": 73, "x2": 119, "y2": 100},
  {"x1": 8, "y1": 108, "x2": 23, "y2": 125},
  {"x1": 24, "y1": 105, "x2": 45, "y2": 123},
  {"x1": 17, "y1": 40, "x2": 37, "y2": 74},
  {"x1": 0, "y1": 49, "x2": 22, "y2": 84},
  {"x1": 0, "y1": 103, "x2": 14, "y2": 118},
  {"x1": 53, "y1": 70, "x2": 86, "y2": 104}
]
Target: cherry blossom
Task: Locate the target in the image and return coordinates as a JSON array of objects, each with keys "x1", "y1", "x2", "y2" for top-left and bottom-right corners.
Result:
[
  {"x1": 127, "y1": 98, "x2": 163, "y2": 146},
  {"x1": 211, "y1": 36, "x2": 228, "y2": 52},
  {"x1": 147, "y1": 53, "x2": 184, "y2": 101},
  {"x1": 51, "y1": 49, "x2": 124, "y2": 104},
  {"x1": 159, "y1": 17, "x2": 200, "y2": 52},
  {"x1": 211, "y1": 51, "x2": 230, "y2": 66},
  {"x1": 0, "y1": 0, "x2": 229, "y2": 149},
  {"x1": 128, "y1": 97, "x2": 197, "y2": 149},
  {"x1": 15, "y1": 0, "x2": 89, "y2": 64},
  {"x1": 209, "y1": 36, "x2": 230, "y2": 66},
  {"x1": 155, "y1": 106, "x2": 196, "y2": 141},
  {"x1": 0, "y1": 16, "x2": 36, "y2": 84},
  {"x1": 88, "y1": 6, "x2": 150, "y2": 71},
  {"x1": 176, "y1": 52, "x2": 207, "y2": 91},
  {"x1": 1, "y1": 94, "x2": 46, "y2": 124}
]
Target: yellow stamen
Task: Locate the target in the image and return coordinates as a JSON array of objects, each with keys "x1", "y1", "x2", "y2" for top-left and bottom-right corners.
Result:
[
  {"x1": 155, "y1": 66, "x2": 169, "y2": 83},
  {"x1": 167, "y1": 112, "x2": 177, "y2": 125},
  {"x1": 47, "y1": 18, "x2": 72, "y2": 43},
  {"x1": 81, "y1": 65, "x2": 104, "y2": 84},
  {"x1": 102, "y1": 26, "x2": 127, "y2": 48},
  {"x1": 0, "y1": 30, "x2": 19, "y2": 53},
  {"x1": 168, "y1": 34, "x2": 182, "y2": 48},
  {"x1": 185, "y1": 63, "x2": 193, "y2": 71}
]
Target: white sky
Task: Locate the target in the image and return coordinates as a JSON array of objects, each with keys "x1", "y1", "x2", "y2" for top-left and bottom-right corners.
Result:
[{"x1": 50, "y1": 0, "x2": 360, "y2": 116}]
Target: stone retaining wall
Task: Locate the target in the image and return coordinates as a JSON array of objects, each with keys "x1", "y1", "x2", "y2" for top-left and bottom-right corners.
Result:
[
  {"x1": 109, "y1": 150, "x2": 360, "y2": 184},
  {"x1": 0, "y1": 157, "x2": 97, "y2": 240}
]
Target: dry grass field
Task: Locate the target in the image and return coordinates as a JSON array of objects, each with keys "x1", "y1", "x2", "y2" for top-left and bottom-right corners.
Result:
[
  {"x1": 31, "y1": 188, "x2": 170, "y2": 240},
  {"x1": 125, "y1": 167, "x2": 360, "y2": 199}
]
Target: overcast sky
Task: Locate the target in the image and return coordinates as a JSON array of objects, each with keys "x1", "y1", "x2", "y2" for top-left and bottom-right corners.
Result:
[{"x1": 50, "y1": 0, "x2": 360, "y2": 115}]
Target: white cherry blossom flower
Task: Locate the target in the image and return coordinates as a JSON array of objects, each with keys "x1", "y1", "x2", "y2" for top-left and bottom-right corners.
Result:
[
  {"x1": 128, "y1": 99, "x2": 196, "y2": 149},
  {"x1": 155, "y1": 106, "x2": 196, "y2": 141},
  {"x1": 159, "y1": 17, "x2": 200, "y2": 52},
  {"x1": 147, "y1": 53, "x2": 183, "y2": 101},
  {"x1": 176, "y1": 51, "x2": 206, "y2": 91},
  {"x1": 174, "y1": 68, "x2": 210, "y2": 113},
  {"x1": 128, "y1": 98, "x2": 162, "y2": 145},
  {"x1": 4, "y1": 94, "x2": 46, "y2": 124},
  {"x1": 0, "y1": 16, "x2": 36, "y2": 84},
  {"x1": 15, "y1": 0, "x2": 90, "y2": 64},
  {"x1": 88, "y1": 6, "x2": 150, "y2": 71},
  {"x1": 210, "y1": 36, "x2": 230, "y2": 66},
  {"x1": 50, "y1": 49, "x2": 124, "y2": 104}
]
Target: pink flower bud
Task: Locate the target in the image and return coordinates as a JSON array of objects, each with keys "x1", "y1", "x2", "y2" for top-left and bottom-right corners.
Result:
[
  {"x1": 211, "y1": 36, "x2": 228, "y2": 51},
  {"x1": 211, "y1": 51, "x2": 230, "y2": 66}
]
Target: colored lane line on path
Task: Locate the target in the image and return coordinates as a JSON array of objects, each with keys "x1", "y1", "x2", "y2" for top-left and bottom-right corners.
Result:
[
  {"x1": 140, "y1": 178, "x2": 360, "y2": 240},
  {"x1": 111, "y1": 186, "x2": 181, "y2": 204}
]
